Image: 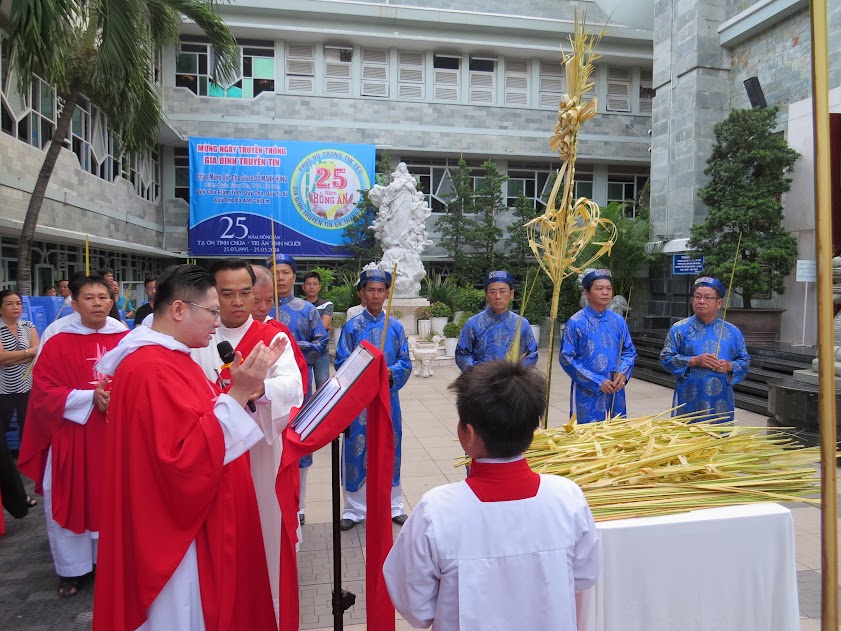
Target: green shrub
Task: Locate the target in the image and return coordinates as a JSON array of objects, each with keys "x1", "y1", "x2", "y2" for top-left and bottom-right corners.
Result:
[
  {"x1": 430, "y1": 301, "x2": 452, "y2": 318},
  {"x1": 422, "y1": 271, "x2": 460, "y2": 309},
  {"x1": 332, "y1": 314, "x2": 347, "y2": 328},
  {"x1": 454, "y1": 288, "x2": 487, "y2": 314},
  {"x1": 443, "y1": 321, "x2": 461, "y2": 338},
  {"x1": 415, "y1": 305, "x2": 433, "y2": 320},
  {"x1": 325, "y1": 285, "x2": 354, "y2": 313},
  {"x1": 521, "y1": 270, "x2": 548, "y2": 323}
]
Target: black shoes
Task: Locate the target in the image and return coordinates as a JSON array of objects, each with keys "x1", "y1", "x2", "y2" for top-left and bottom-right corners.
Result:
[
  {"x1": 391, "y1": 514, "x2": 408, "y2": 526},
  {"x1": 339, "y1": 518, "x2": 360, "y2": 531}
]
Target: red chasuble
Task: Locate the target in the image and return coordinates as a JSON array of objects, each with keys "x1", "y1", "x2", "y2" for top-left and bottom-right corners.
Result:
[
  {"x1": 93, "y1": 345, "x2": 276, "y2": 631},
  {"x1": 277, "y1": 341, "x2": 395, "y2": 631},
  {"x1": 264, "y1": 318, "x2": 309, "y2": 397},
  {"x1": 18, "y1": 330, "x2": 128, "y2": 534}
]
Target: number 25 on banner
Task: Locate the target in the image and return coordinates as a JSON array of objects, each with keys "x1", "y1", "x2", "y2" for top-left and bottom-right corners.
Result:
[
  {"x1": 220, "y1": 216, "x2": 249, "y2": 239},
  {"x1": 316, "y1": 165, "x2": 347, "y2": 189}
]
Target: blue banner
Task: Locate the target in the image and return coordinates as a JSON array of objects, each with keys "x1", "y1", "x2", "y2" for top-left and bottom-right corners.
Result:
[
  {"x1": 672, "y1": 253, "x2": 705, "y2": 275},
  {"x1": 189, "y1": 138, "x2": 375, "y2": 257}
]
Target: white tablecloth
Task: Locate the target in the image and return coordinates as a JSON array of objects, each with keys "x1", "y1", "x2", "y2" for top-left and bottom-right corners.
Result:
[{"x1": 578, "y1": 503, "x2": 799, "y2": 631}]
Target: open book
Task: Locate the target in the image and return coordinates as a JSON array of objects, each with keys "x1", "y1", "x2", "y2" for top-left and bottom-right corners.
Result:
[{"x1": 290, "y1": 344, "x2": 376, "y2": 440}]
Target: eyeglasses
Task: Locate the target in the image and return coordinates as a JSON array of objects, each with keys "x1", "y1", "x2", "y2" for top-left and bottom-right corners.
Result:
[
  {"x1": 219, "y1": 289, "x2": 252, "y2": 299},
  {"x1": 186, "y1": 302, "x2": 221, "y2": 319},
  {"x1": 486, "y1": 289, "x2": 511, "y2": 297},
  {"x1": 692, "y1": 295, "x2": 720, "y2": 303}
]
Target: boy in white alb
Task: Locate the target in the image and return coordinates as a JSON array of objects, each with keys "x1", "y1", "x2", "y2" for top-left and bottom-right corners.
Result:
[{"x1": 384, "y1": 360, "x2": 601, "y2": 630}]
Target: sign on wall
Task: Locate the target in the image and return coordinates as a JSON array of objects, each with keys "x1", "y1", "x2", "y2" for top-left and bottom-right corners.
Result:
[
  {"x1": 672, "y1": 253, "x2": 704, "y2": 276},
  {"x1": 189, "y1": 137, "x2": 375, "y2": 257}
]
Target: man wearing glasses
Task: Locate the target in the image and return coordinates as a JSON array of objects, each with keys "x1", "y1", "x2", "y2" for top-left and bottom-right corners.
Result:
[
  {"x1": 660, "y1": 276, "x2": 751, "y2": 423},
  {"x1": 455, "y1": 270, "x2": 538, "y2": 371}
]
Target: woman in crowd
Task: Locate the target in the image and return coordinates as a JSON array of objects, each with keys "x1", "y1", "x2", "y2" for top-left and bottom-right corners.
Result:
[{"x1": 0, "y1": 290, "x2": 39, "y2": 517}]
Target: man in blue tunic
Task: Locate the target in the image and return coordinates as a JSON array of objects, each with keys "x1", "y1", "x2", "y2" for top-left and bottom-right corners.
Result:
[
  {"x1": 335, "y1": 269, "x2": 412, "y2": 530},
  {"x1": 272, "y1": 254, "x2": 329, "y2": 524},
  {"x1": 455, "y1": 270, "x2": 539, "y2": 371},
  {"x1": 660, "y1": 276, "x2": 750, "y2": 422},
  {"x1": 560, "y1": 269, "x2": 637, "y2": 424}
]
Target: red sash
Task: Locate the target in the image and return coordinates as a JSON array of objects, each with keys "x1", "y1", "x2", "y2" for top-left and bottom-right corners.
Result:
[
  {"x1": 276, "y1": 341, "x2": 395, "y2": 631},
  {"x1": 466, "y1": 459, "x2": 540, "y2": 502}
]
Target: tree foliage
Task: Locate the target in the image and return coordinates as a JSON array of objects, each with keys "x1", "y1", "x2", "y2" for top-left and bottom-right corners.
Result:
[
  {"x1": 435, "y1": 158, "x2": 476, "y2": 282},
  {"x1": 468, "y1": 160, "x2": 506, "y2": 276},
  {"x1": 600, "y1": 201, "x2": 662, "y2": 299},
  {"x1": 10, "y1": 0, "x2": 239, "y2": 295},
  {"x1": 505, "y1": 192, "x2": 541, "y2": 280},
  {"x1": 689, "y1": 106, "x2": 799, "y2": 307}
]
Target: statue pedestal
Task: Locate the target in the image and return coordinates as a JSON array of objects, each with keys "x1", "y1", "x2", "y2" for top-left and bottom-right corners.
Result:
[
  {"x1": 393, "y1": 297, "x2": 429, "y2": 335},
  {"x1": 792, "y1": 369, "x2": 841, "y2": 390}
]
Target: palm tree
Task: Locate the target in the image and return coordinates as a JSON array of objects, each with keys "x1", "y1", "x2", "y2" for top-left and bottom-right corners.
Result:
[{"x1": 9, "y1": 0, "x2": 239, "y2": 295}]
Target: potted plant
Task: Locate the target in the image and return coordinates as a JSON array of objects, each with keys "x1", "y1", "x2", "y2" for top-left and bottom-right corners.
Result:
[
  {"x1": 415, "y1": 305, "x2": 433, "y2": 339},
  {"x1": 443, "y1": 320, "x2": 461, "y2": 357},
  {"x1": 430, "y1": 301, "x2": 452, "y2": 336},
  {"x1": 688, "y1": 106, "x2": 799, "y2": 344}
]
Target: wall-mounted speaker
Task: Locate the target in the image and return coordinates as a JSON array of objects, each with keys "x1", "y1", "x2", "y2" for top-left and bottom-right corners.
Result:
[{"x1": 743, "y1": 77, "x2": 767, "y2": 109}]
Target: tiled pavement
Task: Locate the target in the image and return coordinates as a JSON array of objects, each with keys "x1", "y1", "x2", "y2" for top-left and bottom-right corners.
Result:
[{"x1": 1, "y1": 350, "x2": 838, "y2": 629}]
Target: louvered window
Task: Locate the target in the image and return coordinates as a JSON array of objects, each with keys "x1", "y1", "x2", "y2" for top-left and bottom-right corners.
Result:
[
  {"x1": 286, "y1": 43, "x2": 315, "y2": 93},
  {"x1": 397, "y1": 51, "x2": 424, "y2": 100},
  {"x1": 468, "y1": 57, "x2": 495, "y2": 104},
  {"x1": 324, "y1": 46, "x2": 352, "y2": 95},
  {"x1": 361, "y1": 48, "x2": 388, "y2": 97},
  {"x1": 639, "y1": 69, "x2": 654, "y2": 114},
  {"x1": 433, "y1": 55, "x2": 460, "y2": 101},
  {"x1": 606, "y1": 66, "x2": 631, "y2": 112},
  {"x1": 539, "y1": 60, "x2": 564, "y2": 108},
  {"x1": 504, "y1": 59, "x2": 529, "y2": 106}
]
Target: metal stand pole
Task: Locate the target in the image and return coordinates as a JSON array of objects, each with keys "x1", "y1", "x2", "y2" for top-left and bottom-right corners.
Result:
[{"x1": 331, "y1": 437, "x2": 355, "y2": 630}]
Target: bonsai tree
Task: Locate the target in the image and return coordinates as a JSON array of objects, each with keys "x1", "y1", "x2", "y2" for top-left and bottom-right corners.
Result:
[
  {"x1": 689, "y1": 106, "x2": 799, "y2": 308},
  {"x1": 415, "y1": 305, "x2": 433, "y2": 320}
]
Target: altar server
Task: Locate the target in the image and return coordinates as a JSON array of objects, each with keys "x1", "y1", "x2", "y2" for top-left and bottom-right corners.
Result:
[
  {"x1": 190, "y1": 258, "x2": 304, "y2": 619},
  {"x1": 92, "y1": 264, "x2": 281, "y2": 631},
  {"x1": 560, "y1": 269, "x2": 637, "y2": 424},
  {"x1": 335, "y1": 268, "x2": 412, "y2": 530},
  {"x1": 272, "y1": 254, "x2": 329, "y2": 524},
  {"x1": 384, "y1": 360, "x2": 601, "y2": 630},
  {"x1": 455, "y1": 270, "x2": 538, "y2": 371},
  {"x1": 660, "y1": 276, "x2": 750, "y2": 422},
  {"x1": 18, "y1": 275, "x2": 128, "y2": 598}
]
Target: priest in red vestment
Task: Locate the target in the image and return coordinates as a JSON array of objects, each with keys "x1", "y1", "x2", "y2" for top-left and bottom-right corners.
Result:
[
  {"x1": 191, "y1": 258, "x2": 304, "y2": 620},
  {"x1": 17, "y1": 274, "x2": 128, "y2": 599},
  {"x1": 93, "y1": 264, "x2": 283, "y2": 631}
]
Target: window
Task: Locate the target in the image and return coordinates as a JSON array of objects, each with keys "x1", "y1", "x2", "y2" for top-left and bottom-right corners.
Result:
[
  {"x1": 399, "y1": 157, "x2": 450, "y2": 213},
  {"x1": 324, "y1": 46, "x2": 352, "y2": 96},
  {"x1": 607, "y1": 171, "x2": 649, "y2": 216},
  {"x1": 286, "y1": 43, "x2": 315, "y2": 93},
  {"x1": 69, "y1": 98, "x2": 120, "y2": 182},
  {"x1": 361, "y1": 48, "x2": 388, "y2": 97},
  {"x1": 175, "y1": 40, "x2": 275, "y2": 99},
  {"x1": 124, "y1": 149, "x2": 160, "y2": 202},
  {"x1": 507, "y1": 162, "x2": 556, "y2": 209},
  {"x1": 606, "y1": 66, "x2": 631, "y2": 112},
  {"x1": 433, "y1": 54, "x2": 460, "y2": 101},
  {"x1": 504, "y1": 59, "x2": 529, "y2": 106},
  {"x1": 397, "y1": 51, "x2": 424, "y2": 100},
  {"x1": 20, "y1": 76, "x2": 56, "y2": 149},
  {"x1": 574, "y1": 169, "x2": 594, "y2": 201},
  {"x1": 468, "y1": 57, "x2": 495, "y2": 104},
  {"x1": 639, "y1": 69, "x2": 654, "y2": 114},
  {"x1": 539, "y1": 60, "x2": 564, "y2": 108},
  {"x1": 174, "y1": 147, "x2": 190, "y2": 202}
]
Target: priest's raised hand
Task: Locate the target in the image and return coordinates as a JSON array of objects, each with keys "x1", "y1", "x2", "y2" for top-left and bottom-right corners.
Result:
[{"x1": 227, "y1": 337, "x2": 287, "y2": 407}]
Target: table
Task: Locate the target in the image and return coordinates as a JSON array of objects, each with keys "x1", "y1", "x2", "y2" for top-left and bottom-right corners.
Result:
[{"x1": 577, "y1": 503, "x2": 800, "y2": 631}]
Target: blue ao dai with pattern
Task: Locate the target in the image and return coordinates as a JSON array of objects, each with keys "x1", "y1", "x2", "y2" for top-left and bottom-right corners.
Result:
[
  {"x1": 455, "y1": 307, "x2": 539, "y2": 371},
  {"x1": 660, "y1": 316, "x2": 750, "y2": 422},
  {"x1": 335, "y1": 310, "x2": 411, "y2": 492},
  {"x1": 560, "y1": 305, "x2": 637, "y2": 424}
]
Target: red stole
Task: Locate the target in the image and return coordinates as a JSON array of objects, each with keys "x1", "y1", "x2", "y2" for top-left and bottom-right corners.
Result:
[
  {"x1": 18, "y1": 330, "x2": 128, "y2": 533},
  {"x1": 276, "y1": 341, "x2": 395, "y2": 631},
  {"x1": 264, "y1": 318, "x2": 309, "y2": 398},
  {"x1": 465, "y1": 459, "x2": 540, "y2": 502},
  {"x1": 93, "y1": 346, "x2": 275, "y2": 631}
]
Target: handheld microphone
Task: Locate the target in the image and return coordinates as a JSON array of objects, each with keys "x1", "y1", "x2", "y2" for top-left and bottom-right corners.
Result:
[{"x1": 217, "y1": 341, "x2": 257, "y2": 412}]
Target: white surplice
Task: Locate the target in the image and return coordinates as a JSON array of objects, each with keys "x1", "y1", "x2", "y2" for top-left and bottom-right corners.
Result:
[
  {"x1": 383, "y1": 473, "x2": 601, "y2": 631},
  {"x1": 190, "y1": 316, "x2": 304, "y2": 619}
]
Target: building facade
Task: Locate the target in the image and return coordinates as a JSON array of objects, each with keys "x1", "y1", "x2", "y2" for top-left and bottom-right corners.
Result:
[{"x1": 0, "y1": 0, "x2": 652, "y2": 295}]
